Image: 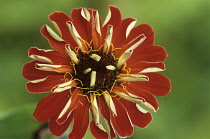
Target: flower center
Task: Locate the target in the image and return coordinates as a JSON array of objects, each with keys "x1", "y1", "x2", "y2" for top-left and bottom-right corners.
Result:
[{"x1": 73, "y1": 51, "x2": 120, "y2": 94}]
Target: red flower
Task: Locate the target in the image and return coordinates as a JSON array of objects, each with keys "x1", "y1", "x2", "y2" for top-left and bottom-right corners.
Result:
[{"x1": 22, "y1": 6, "x2": 171, "y2": 139}]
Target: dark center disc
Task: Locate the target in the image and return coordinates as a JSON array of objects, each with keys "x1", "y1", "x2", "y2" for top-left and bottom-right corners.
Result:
[{"x1": 73, "y1": 51, "x2": 120, "y2": 94}]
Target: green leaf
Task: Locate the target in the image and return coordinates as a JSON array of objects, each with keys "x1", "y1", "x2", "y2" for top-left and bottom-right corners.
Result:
[{"x1": 0, "y1": 103, "x2": 40, "y2": 139}]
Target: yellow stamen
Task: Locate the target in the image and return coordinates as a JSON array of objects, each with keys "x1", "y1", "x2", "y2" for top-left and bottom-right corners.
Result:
[
  {"x1": 110, "y1": 80, "x2": 117, "y2": 92},
  {"x1": 78, "y1": 94, "x2": 91, "y2": 102},
  {"x1": 73, "y1": 78, "x2": 84, "y2": 87},
  {"x1": 79, "y1": 101, "x2": 84, "y2": 106}
]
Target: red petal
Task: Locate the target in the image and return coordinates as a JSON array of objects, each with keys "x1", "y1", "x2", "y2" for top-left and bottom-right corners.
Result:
[
  {"x1": 115, "y1": 34, "x2": 146, "y2": 57},
  {"x1": 68, "y1": 97, "x2": 90, "y2": 139},
  {"x1": 128, "y1": 61, "x2": 165, "y2": 74},
  {"x1": 26, "y1": 75, "x2": 65, "y2": 93},
  {"x1": 112, "y1": 17, "x2": 136, "y2": 49},
  {"x1": 71, "y1": 8, "x2": 92, "y2": 42},
  {"x1": 22, "y1": 60, "x2": 57, "y2": 81},
  {"x1": 103, "y1": 6, "x2": 122, "y2": 27},
  {"x1": 41, "y1": 25, "x2": 67, "y2": 53},
  {"x1": 33, "y1": 90, "x2": 69, "y2": 122},
  {"x1": 90, "y1": 120, "x2": 108, "y2": 139},
  {"x1": 126, "y1": 24, "x2": 154, "y2": 46},
  {"x1": 110, "y1": 97, "x2": 134, "y2": 137},
  {"x1": 125, "y1": 83, "x2": 159, "y2": 110},
  {"x1": 56, "y1": 88, "x2": 82, "y2": 124},
  {"x1": 48, "y1": 12, "x2": 77, "y2": 48},
  {"x1": 98, "y1": 97, "x2": 116, "y2": 139},
  {"x1": 119, "y1": 98, "x2": 152, "y2": 128},
  {"x1": 102, "y1": 6, "x2": 122, "y2": 40},
  {"x1": 115, "y1": 24, "x2": 154, "y2": 57},
  {"x1": 49, "y1": 113, "x2": 73, "y2": 136},
  {"x1": 129, "y1": 73, "x2": 171, "y2": 96},
  {"x1": 28, "y1": 47, "x2": 70, "y2": 65},
  {"x1": 127, "y1": 45, "x2": 167, "y2": 63}
]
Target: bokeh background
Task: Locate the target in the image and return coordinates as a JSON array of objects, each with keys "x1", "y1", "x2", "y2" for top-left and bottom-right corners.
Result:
[{"x1": 1, "y1": 0, "x2": 210, "y2": 139}]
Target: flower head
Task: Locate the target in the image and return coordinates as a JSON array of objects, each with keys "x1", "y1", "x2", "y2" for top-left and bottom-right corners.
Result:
[{"x1": 22, "y1": 6, "x2": 171, "y2": 139}]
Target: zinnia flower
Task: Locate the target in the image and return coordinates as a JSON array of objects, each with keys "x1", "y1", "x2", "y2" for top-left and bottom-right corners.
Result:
[{"x1": 22, "y1": 6, "x2": 171, "y2": 139}]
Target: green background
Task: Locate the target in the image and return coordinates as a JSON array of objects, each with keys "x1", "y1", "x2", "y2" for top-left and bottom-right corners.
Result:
[{"x1": 1, "y1": 0, "x2": 210, "y2": 138}]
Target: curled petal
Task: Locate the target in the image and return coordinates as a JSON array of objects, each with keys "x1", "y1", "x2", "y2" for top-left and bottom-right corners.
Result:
[
  {"x1": 125, "y1": 83, "x2": 159, "y2": 111},
  {"x1": 28, "y1": 47, "x2": 70, "y2": 65},
  {"x1": 103, "y1": 25, "x2": 113, "y2": 54},
  {"x1": 91, "y1": 11, "x2": 102, "y2": 50},
  {"x1": 125, "y1": 24, "x2": 154, "y2": 47},
  {"x1": 22, "y1": 60, "x2": 57, "y2": 80},
  {"x1": 90, "y1": 94, "x2": 107, "y2": 132},
  {"x1": 113, "y1": 89, "x2": 143, "y2": 104},
  {"x1": 48, "y1": 12, "x2": 77, "y2": 47},
  {"x1": 129, "y1": 61, "x2": 166, "y2": 74},
  {"x1": 36, "y1": 63, "x2": 73, "y2": 73},
  {"x1": 111, "y1": 17, "x2": 136, "y2": 49},
  {"x1": 52, "y1": 80, "x2": 78, "y2": 93},
  {"x1": 116, "y1": 50, "x2": 133, "y2": 69},
  {"x1": 71, "y1": 8, "x2": 92, "y2": 42},
  {"x1": 30, "y1": 53, "x2": 53, "y2": 64},
  {"x1": 115, "y1": 34, "x2": 146, "y2": 58},
  {"x1": 81, "y1": 8, "x2": 91, "y2": 21},
  {"x1": 66, "y1": 21, "x2": 89, "y2": 52},
  {"x1": 98, "y1": 97, "x2": 116, "y2": 139},
  {"x1": 65, "y1": 45, "x2": 79, "y2": 64},
  {"x1": 49, "y1": 114, "x2": 73, "y2": 136},
  {"x1": 103, "y1": 92, "x2": 117, "y2": 116},
  {"x1": 117, "y1": 74, "x2": 149, "y2": 82},
  {"x1": 126, "y1": 20, "x2": 137, "y2": 38},
  {"x1": 119, "y1": 98, "x2": 152, "y2": 128},
  {"x1": 103, "y1": 6, "x2": 122, "y2": 30},
  {"x1": 113, "y1": 86, "x2": 156, "y2": 112},
  {"x1": 110, "y1": 97, "x2": 134, "y2": 137},
  {"x1": 26, "y1": 75, "x2": 65, "y2": 93},
  {"x1": 56, "y1": 88, "x2": 81, "y2": 124},
  {"x1": 94, "y1": 11, "x2": 101, "y2": 35},
  {"x1": 45, "y1": 25, "x2": 64, "y2": 41},
  {"x1": 124, "y1": 34, "x2": 146, "y2": 53},
  {"x1": 41, "y1": 25, "x2": 67, "y2": 53},
  {"x1": 90, "y1": 120, "x2": 108, "y2": 139},
  {"x1": 68, "y1": 96, "x2": 90, "y2": 139}
]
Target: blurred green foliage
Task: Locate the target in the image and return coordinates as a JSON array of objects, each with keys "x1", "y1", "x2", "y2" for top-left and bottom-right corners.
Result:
[{"x1": 0, "y1": 0, "x2": 210, "y2": 139}]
